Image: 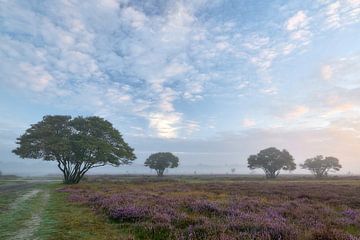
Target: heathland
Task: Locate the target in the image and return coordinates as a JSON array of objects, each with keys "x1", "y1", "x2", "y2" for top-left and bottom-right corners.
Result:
[{"x1": 1, "y1": 176, "x2": 360, "y2": 240}]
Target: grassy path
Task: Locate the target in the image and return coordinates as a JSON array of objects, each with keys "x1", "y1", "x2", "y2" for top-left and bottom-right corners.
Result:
[
  {"x1": 0, "y1": 181, "x2": 130, "y2": 240},
  {"x1": 35, "y1": 185, "x2": 131, "y2": 240},
  {"x1": 0, "y1": 187, "x2": 48, "y2": 239}
]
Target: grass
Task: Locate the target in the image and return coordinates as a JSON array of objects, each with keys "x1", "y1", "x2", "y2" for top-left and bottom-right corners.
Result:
[
  {"x1": 0, "y1": 190, "x2": 19, "y2": 213},
  {"x1": 0, "y1": 180, "x2": 25, "y2": 186},
  {"x1": 35, "y1": 184, "x2": 131, "y2": 240},
  {"x1": 0, "y1": 188, "x2": 46, "y2": 238}
]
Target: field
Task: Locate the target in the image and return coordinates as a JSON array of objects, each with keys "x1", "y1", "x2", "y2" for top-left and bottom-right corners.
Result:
[{"x1": 1, "y1": 176, "x2": 360, "y2": 240}]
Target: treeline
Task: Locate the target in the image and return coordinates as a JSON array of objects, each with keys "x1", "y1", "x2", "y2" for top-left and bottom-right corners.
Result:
[
  {"x1": 247, "y1": 147, "x2": 341, "y2": 179},
  {"x1": 12, "y1": 115, "x2": 342, "y2": 184}
]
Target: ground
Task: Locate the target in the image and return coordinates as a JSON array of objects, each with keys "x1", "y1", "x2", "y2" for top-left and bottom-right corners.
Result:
[{"x1": 0, "y1": 176, "x2": 360, "y2": 240}]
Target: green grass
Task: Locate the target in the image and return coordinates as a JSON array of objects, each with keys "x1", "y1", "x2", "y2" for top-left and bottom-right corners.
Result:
[
  {"x1": 1, "y1": 182, "x2": 131, "y2": 239},
  {"x1": 35, "y1": 184, "x2": 131, "y2": 240},
  {"x1": 0, "y1": 190, "x2": 19, "y2": 213},
  {"x1": 0, "y1": 188, "x2": 47, "y2": 239}
]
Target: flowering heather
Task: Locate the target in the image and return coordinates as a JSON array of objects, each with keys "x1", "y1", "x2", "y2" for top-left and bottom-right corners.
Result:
[{"x1": 61, "y1": 177, "x2": 360, "y2": 240}]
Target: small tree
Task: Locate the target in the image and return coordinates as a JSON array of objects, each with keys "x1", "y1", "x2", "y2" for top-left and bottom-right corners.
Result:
[
  {"x1": 13, "y1": 115, "x2": 136, "y2": 184},
  {"x1": 301, "y1": 155, "x2": 341, "y2": 178},
  {"x1": 144, "y1": 152, "x2": 179, "y2": 177},
  {"x1": 247, "y1": 147, "x2": 296, "y2": 179}
]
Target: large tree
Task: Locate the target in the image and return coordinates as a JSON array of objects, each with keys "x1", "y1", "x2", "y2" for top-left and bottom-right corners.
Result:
[
  {"x1": 247, "y1": 147, "x2": 296, "y2": 179},
  {"x1": 301, "y1": 155, "x2": 341, "y2": 178},
  {"x1": 144, "y1": 152, "x2": 179, "y2": 177},
  {"x1": 13, "y1": 115, "x2": 136, "y2": 184}
]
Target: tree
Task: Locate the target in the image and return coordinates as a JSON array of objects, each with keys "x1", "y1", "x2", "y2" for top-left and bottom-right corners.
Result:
[
  {"x1": 301, "y1": 155, "x2": 341, "y2": 178},
  {"x1": 13, "y1": 115, "x2": 136, "y2": 184},
  {"x1": 144, "y1": 152, "x2": 179, "y2": 177},
  {"x1": 247, "y1": 147, "x2": 296, "y2": 179}
]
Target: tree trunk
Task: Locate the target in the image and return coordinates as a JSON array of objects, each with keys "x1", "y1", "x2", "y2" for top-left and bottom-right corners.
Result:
[
  {"x1": 265, "y1": 171, "x2": 278, "y2": 179},
  {"x1": 156, "y1": 168, "x2": 165, "y2": 177},
  {"x1": 56, "y1": 160, "x2": 90, "y2": 184},
  {"x1": 62, "y1": 172, "x2": 82, "y2": 184},
  {"x1": 266, "y1": 174, "x2": 277, "y2": 179}
]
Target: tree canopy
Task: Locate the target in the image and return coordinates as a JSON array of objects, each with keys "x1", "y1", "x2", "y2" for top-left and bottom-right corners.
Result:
[
  {"x1": 301, "y1": 155, "x2": 341, "y2": 178},
  {"x1": 247, "y1": 147, "x2": 296, "y2": 179},
  {"x1": 144, "y1": 152, "x2": 179, "y2": 177},
  {"x1": 13, "y1": 115, "x2": 136, "y2": 184}
]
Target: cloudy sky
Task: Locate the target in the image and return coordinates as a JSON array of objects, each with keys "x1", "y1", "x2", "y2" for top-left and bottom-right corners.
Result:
[{"x1": 1, "y1": 0, "x2": 360, "y2": 176}]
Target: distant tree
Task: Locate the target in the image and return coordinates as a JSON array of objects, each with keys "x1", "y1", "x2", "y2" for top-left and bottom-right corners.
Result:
[
  {"x1": 231, "y1": 168, "x2": 236, "y2": 174},
  {"x1": 301, "y1": 155, "x2": 341, "y2": 178},
  {"x1": 247, "y1": 147, "x2": 296, "y2": 179},
  {"x1": 13, "y1": 115, "x2": 136, "y2": 184},
  {"x1": 144, "y1": 152, "x2": 179, "y2": 177}
]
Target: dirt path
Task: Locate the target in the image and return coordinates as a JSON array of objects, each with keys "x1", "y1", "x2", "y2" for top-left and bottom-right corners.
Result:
[
  {"x1": 9, "y1": 189, "x2": 41, "y2": 210},
  {"x1": 0, "y1": 182, "x2": 38, "y2": 193},
  {"x1": 0, "y1": 182, "x2": 52, "y2": 240},
  {"x1": 9, "y1": 190, "x2": 50, "y2": 240}
]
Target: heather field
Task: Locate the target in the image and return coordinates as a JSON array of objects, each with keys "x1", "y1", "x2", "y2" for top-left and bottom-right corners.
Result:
[
  {"x1": 60, "y1": 176, "x2": 360, "y2": 240},
  {"x1": 1, "y1": 176, "x2": 360, "y2": 239}
]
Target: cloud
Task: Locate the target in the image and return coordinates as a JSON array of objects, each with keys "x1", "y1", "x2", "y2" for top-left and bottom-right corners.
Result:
[
  {"x1": 321, "y1": 55, "x2": 360, "y2": 89},
  {"x1": 285, "y1": 10, "x2": 311, "y2": 43},
  {"x1": 324, "y1": 0, "x2": 360, "y2": 29},
  {"x1": 148, "y1": 112, "x2": 182, "y2": 138},
  {"x1": 321, "y1": 64, "x2": 333, "y2": 80},
  {"x1": 18, "y1": 63, "x2": 54, "y2": 92},
  {"x1": 323, "y1": 103, "x2": 356, "y2": 117},
  {"x1": 1, "y1": 0, "x2": 359, "y2": 142},
  {"x1": 260, "y1": 86, "x2": 278, "y2": 95},
  {"x1": 285, "y1": 10, "x2": 309, "y2": 31},
  {"x1": 285, "y1": 106, "x2": 310, "y2": 119},
  {"x1": 0, "y1": 0, "x2": 209, "y2": 139},
  {"x1": 121, "y1": 6, "x2": 147, "y2": 28},
  {"x1": 242, "y1": 118, "x2": 256, "y2": 128}
]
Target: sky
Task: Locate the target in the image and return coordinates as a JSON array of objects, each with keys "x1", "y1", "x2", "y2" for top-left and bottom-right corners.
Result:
[{"x1": 1, "y1": 0, "x2": 360, "y2": 176}]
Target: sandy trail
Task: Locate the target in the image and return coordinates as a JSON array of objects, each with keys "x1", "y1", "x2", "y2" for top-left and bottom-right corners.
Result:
[
  {"x1": 9, "y1": 189, "x2": 41, "y2": 210},
  {"x1": 0, "y1": 184, "x2": 50, "y2": 240},
  {"x1": 7, "y1": 189, "x2": 50, "y2": 240}
]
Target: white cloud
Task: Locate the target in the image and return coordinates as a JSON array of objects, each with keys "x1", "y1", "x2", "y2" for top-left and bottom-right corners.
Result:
[
  {"x1": 260, "y1": 86, "x2": 278, "y2": 95},
  {"x1": 285, "y1": 11, "x2": 309, "y2": 31},
  {"x1": 321, "y1": 55, "x2": 360, "y2": 89},
  {"x1": 322, "y1": 103, "x2": 356, "y2": 118},
  {"x1": 1, "y1": 0, "x2": 359, "y2": 141},
  {"x1": 243, "y1": 35, "x2": 270, "y2": 50},
  {"x1": 121, "y1": 6, "x2": 147, "y2": 28},
  {"x1": 184, "y1": 120, "x2": 200, "y2": 135},
  {"x1": 99, "y1": 0, "x2": 121, "y2": 9},
  {"x1": 321, "y1": 64, "x2": 333, "y2": 80},
  {"x1": 18, "y1": 63, "x2": 53, "y2": 92},
  {"x1": 285, "y1": 106, "x2": 310, "y2": 119},
  {"x1": 326, "y1": 1, "x2": 341, "y2": 28},
  {"x1": 324, "y1": 0, "x2": 360, "y2": 29},
  {"x1": 282, "y1": 43, "x2": 296, "y2": 55},
  {"x1": 242, "y1": 118, "x2": 256, "y2": 128},
  {"x1": 250, "y1": 48, "x2": 277, "y2": 72},
  {"x1": 285, "y1": 10, "x2": 311, "y2": 43},
  {"x1": 163, "y1": 62, "x2": 191, "y2": 78},
  {"x1": 148, "y1": 112, "x2": 182, "y2": 138}
]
